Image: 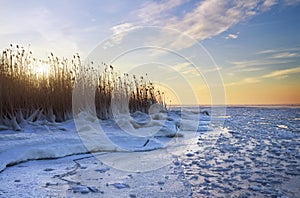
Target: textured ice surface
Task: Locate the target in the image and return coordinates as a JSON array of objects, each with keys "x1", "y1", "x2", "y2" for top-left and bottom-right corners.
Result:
[
  {"x1": 1, "y1": 106, "x2": 299, "y2": 197},
  {"x1": 0, "y1": 109, "x2": 210, "y2": 172},
  {"x1": 181, "y1": 107, "x2": 300, "y2": 197}
]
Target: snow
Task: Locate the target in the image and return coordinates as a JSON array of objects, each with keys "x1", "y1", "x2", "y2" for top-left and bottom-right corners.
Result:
[
  {"x1": 0, "y1": 153, "x2": 192, "y2": 197},
  {"x1": 180, "y1": 107, "x2": 300, "y2": 197},
  {"x1": 0, "y1": 109, "x2": 211, "y2": 173},
  {"x1": 1, "y1": 106, "x2": 300, "y2": 197}
]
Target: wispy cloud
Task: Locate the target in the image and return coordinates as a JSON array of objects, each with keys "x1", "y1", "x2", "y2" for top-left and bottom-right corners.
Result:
[
  {"x1": 240, "y1": 67, "x2": 265, "y2": 72},
  {"x1": 225, "y1": 64, "x2": 300, "y2": 87},
  {"x1": 225, "y1": 77, "x2": 261, "y2": 87},
  {"x1": 109, "y1": 0, "x2": 300, "y2": 53},
  {"x1": 284, "y1": 0, "x2": 300, "y2": 6},
  {"x1": 256, "y1": 47, "x2": 300, "y2": 63},
  {"x1": 173, "y1": 62, "x2": 191, "y2": 72},
  {"x1": 103, "y1": 23, "x2": 136, "y2": 48},
  {"x1": 263, "y1": 67, "x2": 300, "y2": 78},
  {"x1": 230, "y1": 59, "x2": 293, "y2": 68},
  {"x1": 167, "y1": 1, "x2": 268, "y2": 41},
  {"x1": 111, "y1": 23, "x2": 134, "y2": 35},
  {"x1": 271, "y1": 52, "x2": 300, "y2": 59},
  {"x1": 136, "y1": 0, "x2": 185, "y2": 25},
  {"x1": 125, "y1": 0, "x2": 283, "y2": 46},
  {"x1": 172, "y1": 61, "x2": 221, "y2": 76},
  {"x1": 226, "y1": 46, "x2": 299, "y2": 79},
  {"x1": 224, "y1": 66, "x2": 300, "y2": 87},
  {"x1": 261, "y1": 0, "x2": 278, "y2": 11},
  {"x1": 226, "y1": 33, "x2": 239, "y2": 40},
  {"x1": 244, "y1": 77, "x2": 261, "y2": 83},
  {"x1": 173, "y1": 62, "x2": 201, "y2": 76},
  {"x1": 257, "y1": 47, "x2": 300, "y2": 55}
]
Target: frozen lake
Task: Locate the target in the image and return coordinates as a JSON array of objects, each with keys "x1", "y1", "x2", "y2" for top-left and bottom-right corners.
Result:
[
  {"x1": 181, "y1": 106, "x2": 300, "y2": 197},
  {"x1": 0, "y1": 106, "x2": 299, "y2": 197}
]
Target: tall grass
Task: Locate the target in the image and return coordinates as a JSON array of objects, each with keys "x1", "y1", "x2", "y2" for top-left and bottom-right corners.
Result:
[{"x1": 0, "y1": 45, "x2": 165, "y2": 130}]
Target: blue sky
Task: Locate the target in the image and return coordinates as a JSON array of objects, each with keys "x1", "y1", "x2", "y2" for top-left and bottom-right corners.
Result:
[{"x1": 1, "y1": 0, "x2": 300, "y2": 104}]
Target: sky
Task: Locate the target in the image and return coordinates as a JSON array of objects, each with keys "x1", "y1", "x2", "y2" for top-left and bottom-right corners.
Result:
[{"x1": 1, "y1": 0, "x2": 300, "y2": 105}]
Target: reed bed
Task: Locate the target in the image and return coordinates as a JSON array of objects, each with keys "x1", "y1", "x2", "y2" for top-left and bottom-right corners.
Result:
[{"x1": 0, "y1": 45, "x2": 165, "y2": 130}]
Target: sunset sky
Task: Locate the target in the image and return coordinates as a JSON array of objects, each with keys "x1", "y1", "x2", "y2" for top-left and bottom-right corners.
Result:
[{"x1": 1, "y1": 0, "x2": 300, "y2": 105}]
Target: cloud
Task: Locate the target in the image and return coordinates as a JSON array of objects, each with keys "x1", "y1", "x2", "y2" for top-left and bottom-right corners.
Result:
[
  {"x1": 223, "y1": 63, "x2": 299, "y2": 86},
  {"x1": 105, "y1": 23, "x2": 136, "y2": 48},
  {"x1": 225, "y1": 77, "x2": 261, "y2": 87},
  {"x1": 173, "y1": 62, "x2": 201, "y2": 76},
  {"x1": 256, "y1": 47, "x2": 300, "y2": 62},
  {"x1": 226, "y1": 33, "x2": 239, "y2": 40},
  {"x1": 131, "y1": 0, "x2": 281, "y2": 43},
  {"x1": 106, "y1": 0, "x2": 299, "y2": 52},
  {"x1": 244, "y1": 77, "x2": 261, "y2": 83},
  {"x1": 257, "y1": 47, "x2": 300, "y2": 55},
  {"x1": 230, "y1": 59, "x2": 293, "y2": 68},
  {"x1": 275, "y1": 75, "x2": 288, "y2": 79},
  {"x1": 263, "y1": 67, "x2": 300, "y2": 78},
  {"x1": 271, "y1": 52, "x2": 300, "y2": 59},
  {"x1": 240, "y1": 67, "x2": 265, "y2": 72},
  {"x1": 172, "y1": 62, "x2": 221, "y2": 76},
  {"x1": 167, "y1": 1, "x2": 261, "y2": 41},
  {"x1": 261, "y1": 0, "x2": 278, "y2": 11},
  {"x1": 284, "y1": 0, "x2": 300, "y2": 6},
  {"x1": 226, "y1": 46, "x2": 300, "y2": 77},
  {"x1": 202, "y1": 66, "x2": 222, "y2": 74},
  {"x1": 111, "y1": 23, "x2": 135, "y2": 35},
  {"x1": 136, "y1": 0, "x2": 185, "y2": 25},
  {"x1": 173, "y1": 62, "x2": 191, "y2": 72}
]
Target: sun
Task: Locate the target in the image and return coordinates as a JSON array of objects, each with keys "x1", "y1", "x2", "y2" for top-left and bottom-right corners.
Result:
[
  {"x1": 35, "y1": 64, "x2": 50, "y2": 74},
  {"x1": 31, "y1": 63, "x2": 51, "y2": 77}
]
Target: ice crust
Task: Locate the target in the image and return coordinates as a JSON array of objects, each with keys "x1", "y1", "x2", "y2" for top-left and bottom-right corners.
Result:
[{"x1": 0, "y1": 109, "x2": 210, "y2": 172}]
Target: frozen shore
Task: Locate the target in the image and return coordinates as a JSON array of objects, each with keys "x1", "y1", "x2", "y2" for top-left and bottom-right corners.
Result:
[
  {"x1": 0, "y1": 107, "x2": 299, "y2": 197},
  {"x1": 0, "y1": 109, "x2": 211, "y2": 173},
  {"x1": 0, "y1": 152, "x2": 192, "y2": 197}
]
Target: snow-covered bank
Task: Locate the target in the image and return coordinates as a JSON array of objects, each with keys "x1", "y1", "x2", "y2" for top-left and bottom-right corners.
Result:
[{"x1": 0, "y1": 109, "x2": 211, "y2": 172}]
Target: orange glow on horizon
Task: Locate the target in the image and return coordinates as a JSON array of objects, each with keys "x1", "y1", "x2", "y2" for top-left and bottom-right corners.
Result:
[{"x1": 225, "y1": 83, "x2": 300, "y2": 105}]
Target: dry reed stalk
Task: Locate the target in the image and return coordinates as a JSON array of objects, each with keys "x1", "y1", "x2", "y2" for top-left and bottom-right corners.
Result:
[{"x1": 0, "y1": 45, "x2": 165, "y2": 130}]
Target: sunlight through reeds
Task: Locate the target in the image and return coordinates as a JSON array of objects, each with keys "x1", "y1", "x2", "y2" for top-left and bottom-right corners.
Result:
[{"x1": 0, "y1": 45, "x2": 165, "y2": 130}]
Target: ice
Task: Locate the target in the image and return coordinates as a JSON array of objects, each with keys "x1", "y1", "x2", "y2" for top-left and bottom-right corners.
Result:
[
  {"x1": 179, "y1": 106, "x2": 300, "y2": 197},
  {"x1": 94, "y1": 167, "x2": 110, "y2": 173},
  {"x1": 0, "y1": 108, "x2": 211, "y2": 172},
  {"x1": 2, "y1": 106, "x2": 299, "y2": 197},
  {"x1": 249, "y1": 185, "x2": 261, "y2": 191},
  {"x1": 71, "y1": 185, "x2": 90, "y2": 194},
  {"x1": 111, "y1": 183, "x2": 130, "y2": 189}
]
